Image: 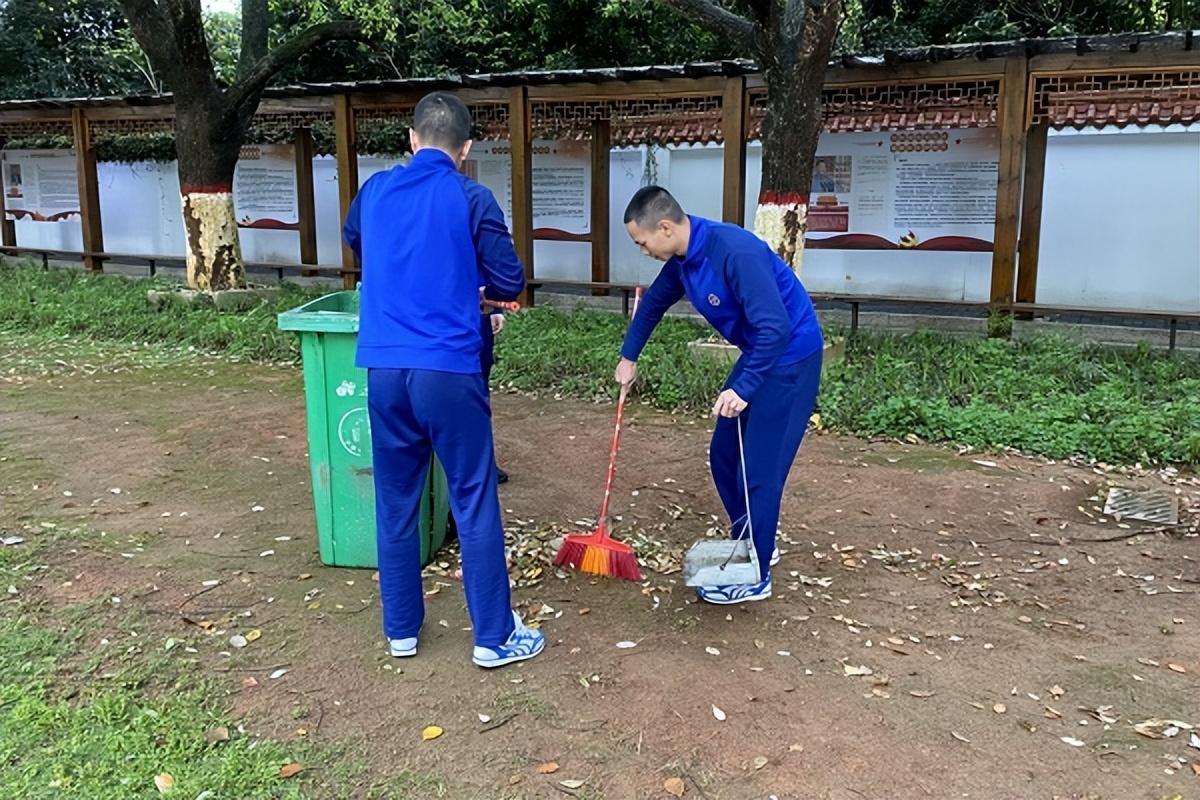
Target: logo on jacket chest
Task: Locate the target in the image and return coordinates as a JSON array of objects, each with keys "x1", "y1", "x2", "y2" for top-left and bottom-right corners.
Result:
[{"x1": 707, "y1": 293, "x2": 721, "y2": 307}]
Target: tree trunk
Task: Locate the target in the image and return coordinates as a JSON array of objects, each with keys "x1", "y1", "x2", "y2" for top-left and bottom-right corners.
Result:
[
  {"x1": 752, "y1": 3, "x2": 841, "y2": 274},
  {"x1": 175, "y1": 98, "x2": 250, "y2": 292}
]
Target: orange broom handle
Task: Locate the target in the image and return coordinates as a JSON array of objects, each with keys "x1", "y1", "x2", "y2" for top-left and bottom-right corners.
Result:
[
  {"x1": 482, "y1": 298, "x2": 521, "y2": 312},
  {"x1": 596, "y1": 286, "x2": 643, "y2": 536}
]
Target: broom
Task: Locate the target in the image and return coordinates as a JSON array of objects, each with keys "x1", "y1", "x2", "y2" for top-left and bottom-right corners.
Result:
[{"x1": 552, "y1": 288, "x2": 643, "y2": 581}]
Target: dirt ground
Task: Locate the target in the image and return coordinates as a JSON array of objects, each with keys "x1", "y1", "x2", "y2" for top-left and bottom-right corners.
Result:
[{"x1": 1, "y1": 345, "x2": 1198, "y2": 800}]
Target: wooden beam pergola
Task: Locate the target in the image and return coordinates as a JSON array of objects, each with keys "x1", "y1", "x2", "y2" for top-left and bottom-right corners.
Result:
[
  {"x1": 294, "y1": 126, "x2": 318, "y2": 277},
  {"x1": 590, "y1": 118, "x2": 611, "y2": 293},
  {"x1": 1016, "y1": 121, "x2": 1049, "y2": 305},
  {"x1": 508, "y1": 86, "x2": 535, "y2": 305},
  {"x1": 70, "y1": 108, "x2": 104, "y2": 273},
  {"x1": 721, "y1": 76, "x2": 748, "y2": 226},
  {"x1": 333, "y1": 94, "x2": 359, "y2": 289},
  {"x1": 989, "y1": 57, "x2": 1029, "y2": 308}
]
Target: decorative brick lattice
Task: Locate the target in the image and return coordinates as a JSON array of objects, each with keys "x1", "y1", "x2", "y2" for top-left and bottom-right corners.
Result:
[
  {"x1": 532, "y1": 95, "x2": 723, "y2": 145},
  {"x1": 749, "y1": 79, "x2": 1000, "y2": 136},
  {"x1": 1031, "y1": 69, "x2": 1200, "y2": 127}
]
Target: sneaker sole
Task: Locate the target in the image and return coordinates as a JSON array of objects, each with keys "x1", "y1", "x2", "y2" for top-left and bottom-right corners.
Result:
[
  {"x1": 698, "y1": 588, "x2": 772, "y2": 606},
  {"x1": 389, "y1": 646, "x2": 417, "y2": 658},
  {"x1": 472, "y1": 637, "x2": 546, "y2": 668}
]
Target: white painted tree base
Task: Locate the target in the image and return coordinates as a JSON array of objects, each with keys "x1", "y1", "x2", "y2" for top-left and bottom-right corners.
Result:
[
  {"x1": 753, "y1": 200, "x2": 808, "y2": 275},
  {"x1": 182, "y1": 191, "x2": 247, "y2": 292}
]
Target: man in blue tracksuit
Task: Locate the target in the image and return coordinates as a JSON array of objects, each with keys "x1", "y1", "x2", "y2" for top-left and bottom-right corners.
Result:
[
  {"x1": 615, "y1": 186, "x2": 823, "y2": 605},
  {"x1": 343, "y1": 92, "x2": 544, "y2": 667}
]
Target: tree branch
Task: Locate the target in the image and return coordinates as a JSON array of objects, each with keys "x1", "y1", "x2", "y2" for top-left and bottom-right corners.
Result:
[
  {"x1": 164, "y1": 0, "x2": 217, "y2": 90},
  {"x1": 225, "y1": 19, "x2": 365, "y2": 114},
  {"x1": 657, "y1": 0, "x2": 758, "y2": 50},
  {"x1": 238, "y1": 0, "x2": 270, "y2": 80},
  {"x1": 117, "y1": 0, "x2": 181, "y2": 86},
  {"x1": 743, "y1": 0, "x2": 773, "y2": 24},
  {"x1": 781, "y1": 0, "x2": 811, "y2": 41}
]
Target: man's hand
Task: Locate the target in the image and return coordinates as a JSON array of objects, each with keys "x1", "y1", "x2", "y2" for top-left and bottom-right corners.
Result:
[
  {"x1": 614, "y1": 357, "x2": 638, "y2": 386},
  {"x1": 490, "y1": 313, "x2": 505, "y2": 335},
  {"x1": 712, "y1": 388, "x2": 748, "y2": 418}
]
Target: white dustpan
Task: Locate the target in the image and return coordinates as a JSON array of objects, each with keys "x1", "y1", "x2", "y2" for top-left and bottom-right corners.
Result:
[{"x1": 683, "y1": 417, "x2": 761, "y2": 587}]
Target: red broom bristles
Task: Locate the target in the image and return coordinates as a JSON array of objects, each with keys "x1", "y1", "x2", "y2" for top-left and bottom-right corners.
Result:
[{"x1": 552, "y1": 287, "x2": 643, "y2": 582}]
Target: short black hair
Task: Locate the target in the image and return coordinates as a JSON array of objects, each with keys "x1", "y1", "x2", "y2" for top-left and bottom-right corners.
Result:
[
  {"x1": 413, "y1": 92, "x2": 472, "y2": 150},
  {"x1": 623, "y1": 185, "x2": 685, "y2": 229}
]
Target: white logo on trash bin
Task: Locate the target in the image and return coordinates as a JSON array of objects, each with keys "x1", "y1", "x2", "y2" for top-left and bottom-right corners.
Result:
[
  {"x1": 335, "y1": 380, "x2": 357, "y2": 397},
  {"x1": 337, "y1": 407, "x2": 370, "y2": 457}
]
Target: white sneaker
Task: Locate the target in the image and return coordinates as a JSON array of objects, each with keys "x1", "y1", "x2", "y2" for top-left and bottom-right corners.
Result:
[
  {"x1": 389, "y1": 636, "x2": 417, "y2": 657},
  {"x1": 770, "y1": 546, "x2": 781, "y2": 567},
  {"x1": 472, "y1": 611, "x2": 545, "y2": 668},
  {"x1": 696, "y1": 577, "x2": 773, "y2": 605}
]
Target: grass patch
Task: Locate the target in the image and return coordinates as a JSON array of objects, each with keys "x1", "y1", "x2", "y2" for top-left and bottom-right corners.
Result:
[
  {"x1": 3, "y1": 260, "x2": 1199, "y2": 466},
  {"x1": 821, "y1": 331, "x2": 1200, "y2": 466},
  {"x1": 493, "y1": 304, "x2": 728, "y2": 410},
  {"x1": 0, "y1": 259, "x2": 320, "y2": 362},
  {"x1": 0, "y1": 532, "x2": 443, "y2": 800}
]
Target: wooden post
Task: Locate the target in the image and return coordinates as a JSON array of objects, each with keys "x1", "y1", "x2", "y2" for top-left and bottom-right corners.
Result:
[
  {"x1": 590, "y1": 118, "x2": 611, "y2": 295},
  {"x1": 989, "y1": 57, "x2": 1028, "y2": 309},
  {"x1": 1015, "y1": 122, "x2": 1049, "y2": 305},
  {"x1": 294, "y1": 127, "x2": 318, "y2": 278},
  {"x1": 721, "y1": 76, "x2": 748, "y2": 226},
  {"x1": 334, "y1": 94, "x2": 359, "y2": 290},
  {"x1": 71, "y1": 108, "x2": 104, "y2": 272},
  {"x1": 0, "y1": 158, "x2": 14, "y2": 248},
  {"x1": 509, "y1": 86, "x2": 535, "y2": 305}
]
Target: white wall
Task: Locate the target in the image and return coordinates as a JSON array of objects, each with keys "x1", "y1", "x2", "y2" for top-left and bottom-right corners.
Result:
[
  {"x1": 7, "y1": 129, "x2": 1198, "y2": 315},
  {"x1": 1035, "y1": 126, "x2": 1200, "y2": 312}
]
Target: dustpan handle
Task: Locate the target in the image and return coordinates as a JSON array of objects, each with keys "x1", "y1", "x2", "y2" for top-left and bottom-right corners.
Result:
[{"x1": 725, "y1": 415, "x2": 758, "y2": 564}]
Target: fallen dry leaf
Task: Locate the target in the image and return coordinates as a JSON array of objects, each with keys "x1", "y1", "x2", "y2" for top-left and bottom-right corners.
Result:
[
  {"x1": 245, "y1": 629, "x2": 262, "y2": 642},
  {"x1": 1044, "y1": 706, "x2": 1063, "y2": 719},
  {"x1": 1049, "y1": 685, "x2": 1065, "y2": 698},
  {"x1": 278, "y1": 763, "x2": 304, "y2": 779},
  {"x1": 705, "y1": 646, "x2": 721, "y2": 656},
  {"x1": 422, "y1": 725, "x2": 444, "y2": 741},
  {"x1": 241, "y1": 677, "x2": 259, "y2": 689},
  {"x1": 1191, "y1": 762, "x2": 1200, "y2": 777},
  {"x1": 993, "y1": 703, "x2": 1007, "y2": 714},
  {"x1": 843, "y1": 664, "x2": 873, "y2": 677},
  {"x1": 752, "y1": 756, "x2": 768, "y2": 770},
  {"x1": 1060, "y1": 736, "x2": 1085, "y2": 747},
  {"x1": 909, "y1": 690, "x2": 936, "y2": 698},
  {"x1": 663, "y1": 775, "x2": 686, "y2": 796},
  {"x1": 205, "y1": 726, "x2": 230, "y2": 744},
  {"x1": 560, "y1": 779, "x2": 585, "y2": 789},
  {"x1": 154, "y1": 773, "x2": 174, "y2": 794},
  {"x1": 712, "y1": 705, "x2": 727, "y2": 721},
  {"x1": 1167, "y1": 663, "x2": 1188, "y2": 674},
  {"x1": 537, "y1": 762, "x2": 560, "y2": 774},
  {"x1": 951, "y1": 731, "x2": 970, "y2": 743}
]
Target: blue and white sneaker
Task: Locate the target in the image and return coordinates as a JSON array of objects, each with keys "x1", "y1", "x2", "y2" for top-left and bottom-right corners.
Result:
[
  {"x1": 770, "y1": 546, "x2": 781, "y2": 567},
  {"x1": 389, "y1": 636, "x2": 418, "y2": 658},
  {"x1": 472, "y1": 611, "x2": 545, "y2": 668},
  {"x1": 697, "y1": 576, "x2": 773, "y2": 605}
]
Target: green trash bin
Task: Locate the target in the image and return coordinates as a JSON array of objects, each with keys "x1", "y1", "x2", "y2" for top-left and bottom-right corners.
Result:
[{"x1": 278, "y1": 290, "x2": 451, "y2": 568}]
